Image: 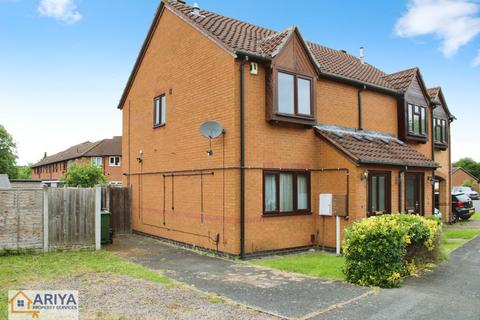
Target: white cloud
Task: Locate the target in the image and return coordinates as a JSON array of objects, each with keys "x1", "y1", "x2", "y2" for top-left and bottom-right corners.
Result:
[
  {"x1": 395, "y1": 0, "x2": 480, "y2": 57},
  {"x1": 474, "y1": 49, "x2": 480, "y2": 66},
  {"x1": 38, "y1": 0, "x2": 82, "y2": 24}
]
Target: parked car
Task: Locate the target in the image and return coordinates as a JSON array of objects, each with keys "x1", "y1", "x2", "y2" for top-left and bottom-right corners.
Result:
[
  {"x1": 451, "y1": 193, "x2": 475, "y2": 222},
  {"x1": 452, "y1": 186, "x2": 479, "y2": 200}
]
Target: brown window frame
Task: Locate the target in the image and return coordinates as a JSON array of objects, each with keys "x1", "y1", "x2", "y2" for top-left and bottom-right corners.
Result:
[
  {"x1": 153, "y1": 94, "x2": 166, "y2": 128},
  {"x1": 263, "y1": 170, "x2": 311, "y2": 216},
  {"x1": 434, "y1": 118, "x2": 448, "y2": 145},
  {"x1": 405, "y1": 172, "x2": 425, "y2": 215},
  {"x1": 276, "y1": 70, "x2": 314, "y2": 118},
  {"x1": 407, "y1": 103, "x2": 428, "y2": 137},
  {"x1": 367, "y1": 171, "x2": 392, "y2": 217}
]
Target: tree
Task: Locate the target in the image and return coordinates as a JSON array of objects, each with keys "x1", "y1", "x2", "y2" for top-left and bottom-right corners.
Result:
[
  {"x1": 16, "y1": 165, "x2": 32, "y2": 179},
  {"x1": 453, "y1": 158, "x2": 480, "y2": 181},
  {"x1": 462, "y1": 179, "x2": 474, "y2": 188},
  {"x1": 0, "y1": 124, "x2": 18, "y2": 179},
  {"x1": 62, "y1": 163, "x2": 107, "y2": 187}
]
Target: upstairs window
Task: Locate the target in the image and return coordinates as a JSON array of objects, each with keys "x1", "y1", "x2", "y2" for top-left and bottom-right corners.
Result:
[
  {"x1": 278, "y1": 71, "x2": 312, "y2": 117},
  {"x1": 407, "y1": 104, "x2": 427, "y2": 136},
  {"x1": 264, "y1": 170, "x2": 310, "y2": 215},
  {"x1": 109, "y1": 156, "x2": 121, "y2": 167},
  {"x1": 91, "y1": 157, "x2": 103, "y2": 167},
  {"x1": 434, "y1": 118, "x2": 447, "y2": 144},
  {"x1": 154, "y1": 95, "x2": 166, "y2": 127}
]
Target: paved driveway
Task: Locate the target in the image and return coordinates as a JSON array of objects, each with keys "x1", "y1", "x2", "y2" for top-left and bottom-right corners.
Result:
[
  {"x1": 109, "y1": 233, "x2": 480, "y2": 320},
  {"x1": 314, "y1": 235, "x2": 480, "y2": 320},
  {"x1": 108, "y1": 234, "x2": 370, "y2": 319}
]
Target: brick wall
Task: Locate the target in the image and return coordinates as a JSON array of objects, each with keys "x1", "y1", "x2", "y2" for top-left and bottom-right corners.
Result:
[{"x1": 122, "y1": 6, "x2": 449, "y2": 255}]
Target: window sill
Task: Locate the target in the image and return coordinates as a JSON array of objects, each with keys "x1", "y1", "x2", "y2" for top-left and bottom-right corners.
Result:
[
  {"x1": 153, "y1": 124, "x2": 166, "y2": 129},
  {"x1": 267, "y1": 113, "x2": 316, "y2": 127},
  {"x1": 405, "y1": 133, "x2": 428, "y2": 143},
  {"x1": 434, "y1": 142, "x2": 448, "y2": 150},
  {"x1": 262, "y1": 211, "x2": 312, "y2": 218}
]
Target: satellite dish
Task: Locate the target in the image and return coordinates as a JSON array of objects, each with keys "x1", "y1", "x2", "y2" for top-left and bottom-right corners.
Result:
[{"x1": 200, "y1": 121, "x2": 224, "y2": 139}]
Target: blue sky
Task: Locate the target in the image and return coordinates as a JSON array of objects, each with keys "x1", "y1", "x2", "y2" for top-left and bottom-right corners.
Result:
[{"x1": 1, "y1": 0, "x2": 479, "y2": 165}]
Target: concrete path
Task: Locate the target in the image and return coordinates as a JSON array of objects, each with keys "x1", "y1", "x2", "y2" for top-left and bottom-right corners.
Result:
[
  {"x1": 313, "y1": 236, "x2": 480, "y2": 320},
  {"x1": 108, "y1": 234, "x2": 370, "y2": 319}
]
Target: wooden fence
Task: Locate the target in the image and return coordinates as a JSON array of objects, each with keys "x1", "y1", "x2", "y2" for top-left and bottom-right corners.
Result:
[
  {"x1": 47, "y1": 188, "x2": 99, "y2": 251},
  {"x1": 102, "y1": 186, "x2": 131, "y2": 234},
  {"x1": 0, "y1": 189, "x2": 44, "y2": 252},
  {"x1": 0, "y1": 187, "x2": 100, "y2": 253}
]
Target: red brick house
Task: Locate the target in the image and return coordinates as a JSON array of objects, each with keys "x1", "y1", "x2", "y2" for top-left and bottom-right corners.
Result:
[
  {"x1": 32, "y1": 136, "x2": 122, "y2": 184},
  {"x1": 452, "y1": 167, "x2": 479, "y2": 192},
  {"x1": 118, "y1": 0, "x2": 454, "y2": 257}
]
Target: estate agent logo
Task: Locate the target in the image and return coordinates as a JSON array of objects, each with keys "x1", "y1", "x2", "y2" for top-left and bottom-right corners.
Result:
[{"x1": 8, "y1": 290, "x2": 79, "y2": 320}]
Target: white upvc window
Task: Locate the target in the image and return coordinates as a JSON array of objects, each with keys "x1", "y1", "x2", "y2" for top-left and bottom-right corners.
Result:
[
  {"x1": 91, "y1": 157, "x2": 103, "y2": 167},
  {"x1": 109, "y1": 156, "x2": 121, "y2": 167}
]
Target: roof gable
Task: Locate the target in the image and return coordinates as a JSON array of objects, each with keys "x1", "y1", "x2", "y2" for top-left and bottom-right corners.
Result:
[
  {"x1": 453, "y1": 167, "x2": 479, "y2": 182},
  {"x1": 384, "y1": 67, "x2": 430, "y2": 106},
  {"x1": 428, "y1": 86, "x2": 455, "y2": 120},
  {"x1": 118, "y1": 1, "x2": 407, "y2": 109},
  {"x1": 272, "y1": 27, "x2": 320, "y2": 77}
]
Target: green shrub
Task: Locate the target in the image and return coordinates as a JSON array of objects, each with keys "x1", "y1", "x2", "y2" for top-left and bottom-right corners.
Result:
[
  {"x1": 62, "y1": 163, "x2": 107, "y2": 187},
  {"x1": 343, "y1": 214, "x2": 442, "y2": 288}
]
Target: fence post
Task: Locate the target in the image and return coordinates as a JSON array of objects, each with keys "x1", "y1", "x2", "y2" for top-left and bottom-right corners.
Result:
[
  {"x1": 95, "y1": 187, "x2": 101, "y2": 250},
  {"x1": 43, "y1": 187, "x2": 49, "y2": 252}
]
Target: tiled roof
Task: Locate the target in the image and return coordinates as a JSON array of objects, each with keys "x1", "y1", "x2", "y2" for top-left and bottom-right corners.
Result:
[
  {"x1": 119, "y1": 1, "x2": 436, "y2": 109},
  {"x1": 382, "y1": 67, "x2": 418, "y2": 92},
  {"x1": 32, "y1": 137, "x2": 122, "y2": 167},
  {"x1": 84, "y1": 136, "x2": 122, "y2": 157},
  {"x1": 315, "y1": 124, "x2": 438, "y2": 168},
  {"x1": 427, "y1": 87, "x2": 441, "y2": 104},
  {"x1": 164, "y1": 1, "x2": 405, "y2": 91}
]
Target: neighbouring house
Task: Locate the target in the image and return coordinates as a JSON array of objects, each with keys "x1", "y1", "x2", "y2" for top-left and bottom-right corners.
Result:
[
  {"x1": 452, "y1": 167, "x2": 479, "y2": 192},
  {"x1": 32, "y1": 136, "x2": 123, "y2": 184},
  {"x1": 118, "y1": 0, "x2": 455, "y2": 257}
]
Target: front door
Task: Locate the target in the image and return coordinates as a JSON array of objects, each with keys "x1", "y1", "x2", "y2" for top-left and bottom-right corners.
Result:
[
  {"x1": 368, "y1": 171, "x2": 391, "y2": 216},
  {"x1": 405, "y1": 172, "x2": 424, "y2": 215}
]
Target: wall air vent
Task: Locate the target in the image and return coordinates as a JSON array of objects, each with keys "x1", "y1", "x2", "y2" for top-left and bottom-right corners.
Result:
[{"x1": 250, "y1": 62, "x2": 258, "y2": 75}]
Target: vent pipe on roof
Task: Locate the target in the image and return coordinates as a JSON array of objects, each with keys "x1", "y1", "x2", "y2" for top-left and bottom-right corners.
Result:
[
  {"x1": 359, "y1": 47, "x2": 365, "y2": 64},
  {"x1": 192, "y1": 2, "x2": 200, "y2": 15}
]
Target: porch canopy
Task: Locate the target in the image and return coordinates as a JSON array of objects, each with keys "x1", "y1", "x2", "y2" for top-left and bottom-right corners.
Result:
[{"x1": 314, "y1": 124, "x2": 439, "y2": 168}]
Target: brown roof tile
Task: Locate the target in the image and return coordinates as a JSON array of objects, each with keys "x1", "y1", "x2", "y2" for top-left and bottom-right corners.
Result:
[
  {"x1": 164, "y1": 1, "x2": 405, "y2": 90},
  {"x1": 315, "y1": 125, "x2": 438, "y2": 168},
  {"x1": 32, "y1": 137, "x2": 122, "y2": 167},
  {"x1": 382, "y1": 67, "x2": 418, "y2": 92},
  {"x1": 427, "y1": 87, "x2": 441, "y2": 103}
]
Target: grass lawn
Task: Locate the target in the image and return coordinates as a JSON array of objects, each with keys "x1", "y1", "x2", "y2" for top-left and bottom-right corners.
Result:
[
  {"x1": 251, "y1": 252, "x2": 345, "y2": 281},
  {"x1": 0, "y1": 250, "x2": 172, "y2": 318},
  {"x1": 471, "y1": 213, "x2": 480, "y2": 220},
  {"x1": 250, "y1": 225, "x2": 480, "y2": 281},
  {"x1": 441, "y1": 228, "x2": 480, "y2": 254}
]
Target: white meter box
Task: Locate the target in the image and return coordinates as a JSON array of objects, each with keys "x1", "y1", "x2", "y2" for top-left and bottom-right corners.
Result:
[{"x1": 319, "y1": 193, "x2": 333, "y2": 216}]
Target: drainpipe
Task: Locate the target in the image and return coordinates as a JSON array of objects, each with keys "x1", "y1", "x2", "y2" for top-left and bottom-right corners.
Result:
[
  {"x1": 448, "y1": 117, "x2": 453, "y2": 223},
  {"x1": 431, "y1": 105, "x2": 436, "y2": 216},
  {"x1": 357, "y1": 85, "x2": 366, "y2": 130},
  {"x1": 239, "y1": 56, "x2": 247, "y2": 259}
]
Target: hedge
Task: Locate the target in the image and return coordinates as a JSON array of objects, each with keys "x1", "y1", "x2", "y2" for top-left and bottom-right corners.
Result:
[{"x1": 343, "y1": 214, "x2": 442, "y2": 288}]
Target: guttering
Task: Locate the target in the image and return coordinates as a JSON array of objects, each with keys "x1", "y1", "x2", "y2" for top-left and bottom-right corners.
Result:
[
  {"x1": 239, "y1": 56, "x2": 247, "y2": 260},
  {"x1": 235, "y1": 50, "x2": 272, "y2": 63}
]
